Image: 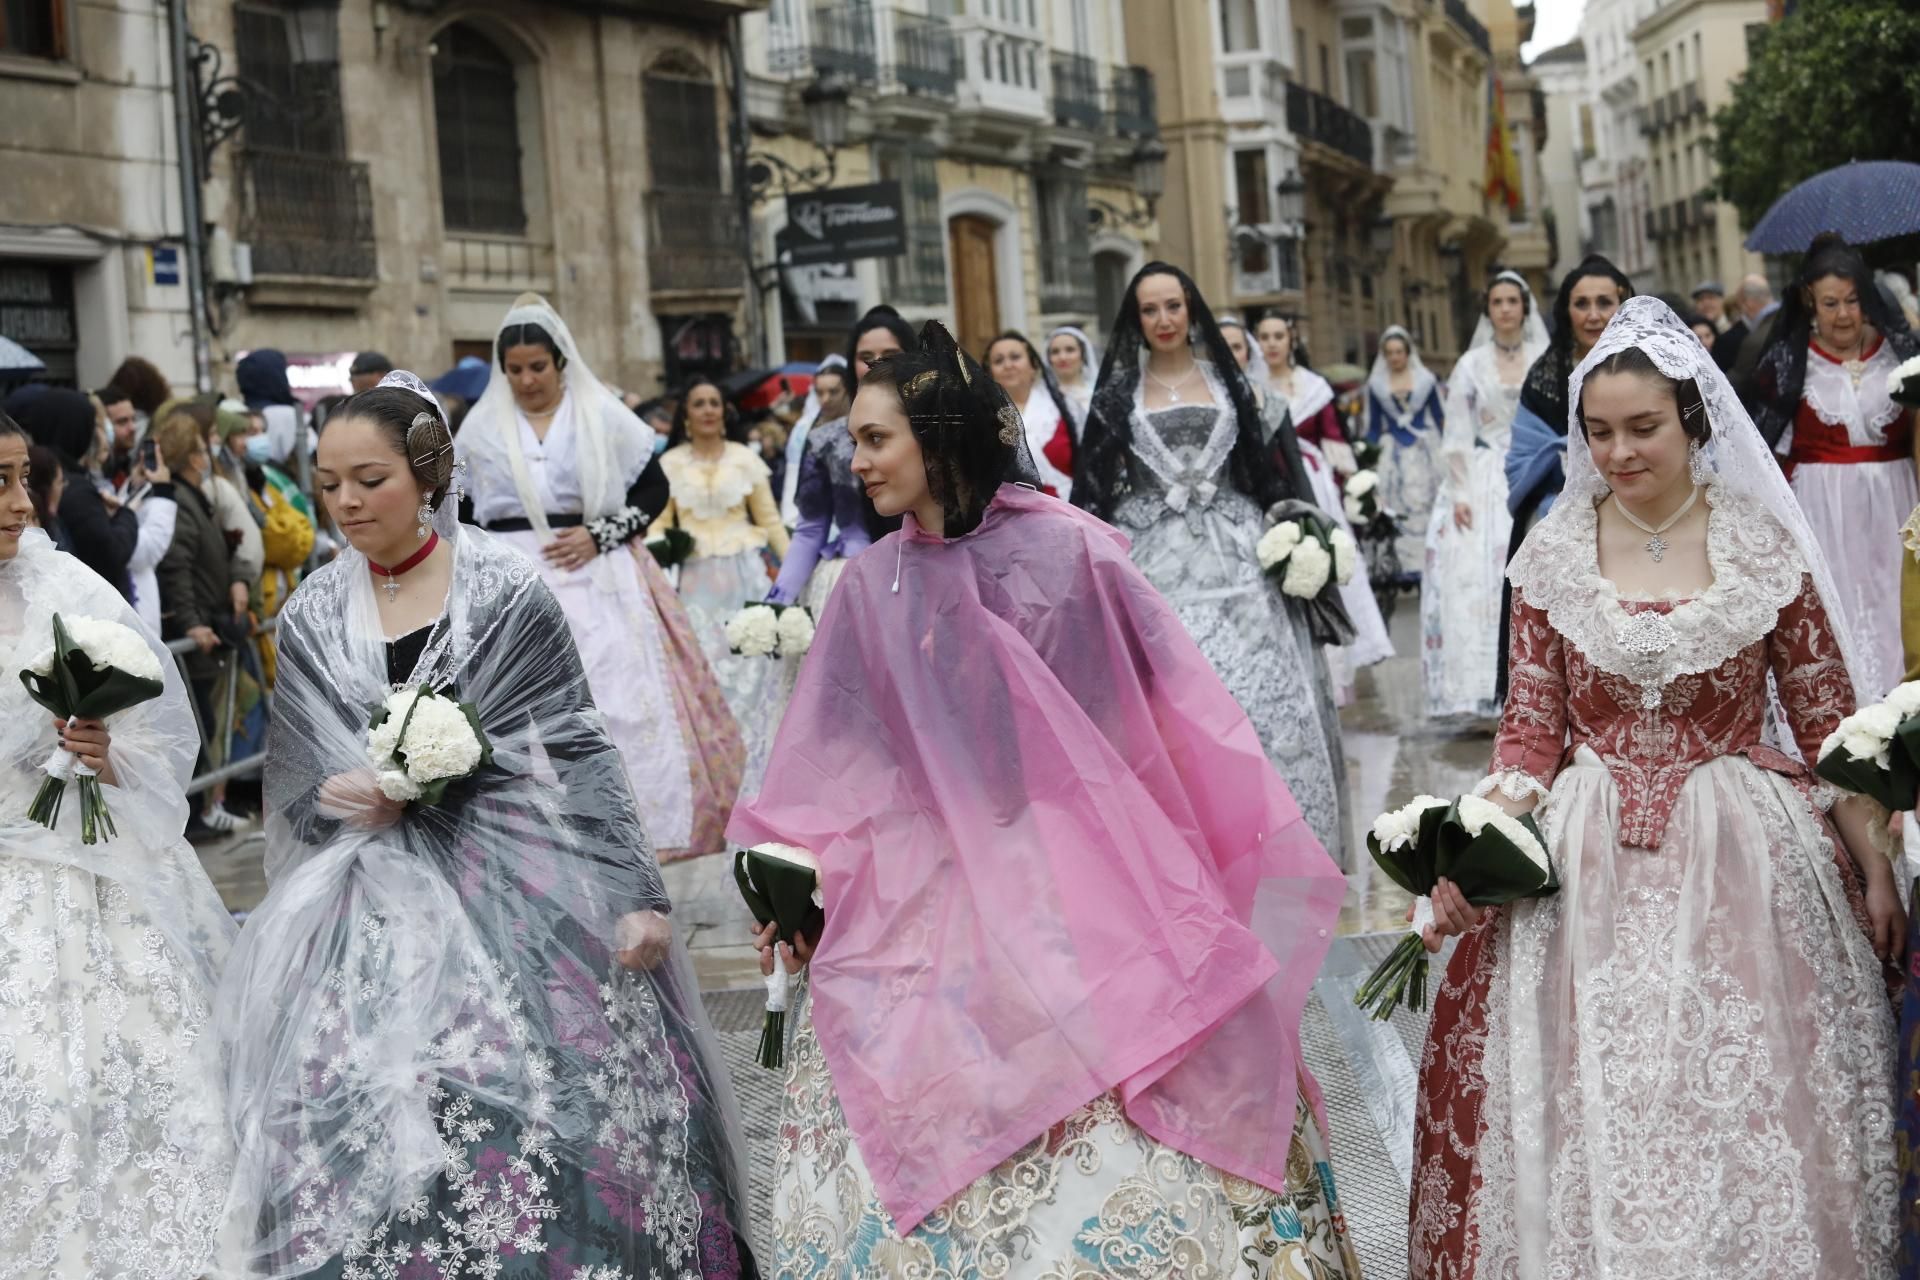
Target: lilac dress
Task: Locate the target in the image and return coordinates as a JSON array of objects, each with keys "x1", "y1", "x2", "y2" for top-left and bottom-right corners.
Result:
[{"x1": 768, "y1": 416, "x2": 871, "y2": 610}]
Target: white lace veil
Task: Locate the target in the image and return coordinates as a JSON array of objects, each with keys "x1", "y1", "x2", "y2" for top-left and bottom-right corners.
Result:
[
  {"x1": 1565, "y1": 295, "x2": 1876, "y2": 702},
  {"x1": 457, "y1": 293, "x2": 653, "y2": 540},
  {"x1": 1367, "y1": 324, "x2": 1437, "y2": 412},
  {"x1": 1217, "y1": 315, "x2": 1270, "y2": 381},
  {"x1": 1466, "y1": 269, "x2": 1551, "y2": 353},
  {"x1": 1044, "y1": 325, "x2": 1103, "y2": 396}
]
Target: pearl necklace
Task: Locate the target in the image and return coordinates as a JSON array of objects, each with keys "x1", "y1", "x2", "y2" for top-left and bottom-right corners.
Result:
[{"x1": 1613, "y1": 486, "x2": 1700, "y2": 562}]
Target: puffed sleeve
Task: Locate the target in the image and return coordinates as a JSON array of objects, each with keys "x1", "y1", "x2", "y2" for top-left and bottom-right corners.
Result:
[
  {"x1": 1767, "y1": 573, "x2": 1858, "y2": 763},
  {"x1": 1479, "y1": 588, "x2": 1568, "y2": 805}
]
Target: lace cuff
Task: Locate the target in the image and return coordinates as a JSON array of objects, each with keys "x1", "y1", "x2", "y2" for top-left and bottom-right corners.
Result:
[
  {"x1": 590, "y1": 506, "x2": 649, "y2": 555},
  {"x1": 1473, "y1": 769, "x2": 1551, "y2": 808}
]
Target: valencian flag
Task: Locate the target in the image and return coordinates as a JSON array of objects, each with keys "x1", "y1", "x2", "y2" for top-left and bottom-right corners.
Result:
[{"x1": 1484, "y1": 75, "x2": 1523, "y2": 213}]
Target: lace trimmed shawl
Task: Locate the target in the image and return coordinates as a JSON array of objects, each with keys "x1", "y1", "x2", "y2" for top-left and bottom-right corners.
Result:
[
  {"x1": 660, "y1": 441, "x2": 767, "y2": 522},
  {"x1": 1508, "y1": 487, "x2": 1808, "y2": 710}
]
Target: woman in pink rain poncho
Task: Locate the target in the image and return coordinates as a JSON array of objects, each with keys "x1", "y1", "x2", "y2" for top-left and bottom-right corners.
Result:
[{"x1": 729, "y1": 321, "x2": 1360, "y2": 1278}]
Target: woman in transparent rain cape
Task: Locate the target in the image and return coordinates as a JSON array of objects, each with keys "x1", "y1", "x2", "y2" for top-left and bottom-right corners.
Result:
[
  {"x1": 732, "y1": 323, "x2": 1358, "y2": 1278},
  {"x1": 1409, "y1": 298, "x2": 1902, "y2": 1277},
  {"x1": 1077, "y1": 264, "x2": 1351, "y2": 858},
  {"x1": 459, "y1": 294, "x2": 743, "y2": 858},
  {"x1": 213, "y1": 379, "x2": 753, "y2": 1279},
  {"x1": 0, "y1": 428, "x2": 235, "y2": 1279}
]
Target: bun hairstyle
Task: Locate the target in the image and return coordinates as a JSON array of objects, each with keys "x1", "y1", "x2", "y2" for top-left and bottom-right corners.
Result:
[
  {"x1": 496, "y1": 322, "x2": 567, "y2": 372},
  {"x1": 1575, "y1": 345, "x2": 1711, "y2": 445},
  {"x1": 1485, "y1": 272, "x2": 1534, "y2": 316},
  {"x1": 664, "y1": 374, "x2": 746, "y2": 449},
  {"x1": 335, "y1": 385, "x2": 457, "y2": 504}
]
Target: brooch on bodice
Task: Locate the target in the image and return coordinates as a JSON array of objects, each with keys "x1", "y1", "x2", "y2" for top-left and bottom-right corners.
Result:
[{"x1": 1615, "y1": 609, "x2": 1678, "y2": 709}]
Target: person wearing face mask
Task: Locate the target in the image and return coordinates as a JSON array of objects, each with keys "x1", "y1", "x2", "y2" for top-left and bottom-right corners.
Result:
[
  {"x1": 0, "y1": 411, "x2": 240, "y2": 1279},
  {"x1": 1077, "y1": 262, "x2": 1352, "y2": 862},
  {"x1": 459, "y1": 293, "x2": 743, "y2": 859},
  {"x1": 651, "y1": 375, "x2": 789, "y2": 788},
  {"x1": 1753, "y1": 233, "x2": 1920, "y2": 698},
  {"x1": 1407, "y1": 297, "x2": 1901, "y2": 1277},
  {"x1": 736, "y1": 322, "x2": 1359, "y2": 1280},
  {"x1": 983, "y1": 331, "x2": 1077, "y2": 499}
]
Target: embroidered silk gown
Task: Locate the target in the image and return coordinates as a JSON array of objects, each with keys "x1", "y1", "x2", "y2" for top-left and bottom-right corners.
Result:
[{"x1": 1409, "y1": 488, "x2": 1898, "y2": 1278}]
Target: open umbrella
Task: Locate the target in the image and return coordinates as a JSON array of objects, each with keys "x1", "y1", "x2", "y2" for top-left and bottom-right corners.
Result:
[
  {"x1": 723, "y1": 361, "x2": 817, "y2": 412},
  {"x1": 0, "y1": 336, "x2": 46, "y2": 377},
  {"x1": 1746, "y1": 160, "x2": 1920, "y2": 254},
  {"x1": 430, "y1": 355, "x2": 490, "y2": 403}
]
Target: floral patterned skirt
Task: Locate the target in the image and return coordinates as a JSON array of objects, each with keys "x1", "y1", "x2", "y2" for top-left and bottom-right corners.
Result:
[{"x1": 771, "y1": 1003, "x2": 1363, "y2": 1279}]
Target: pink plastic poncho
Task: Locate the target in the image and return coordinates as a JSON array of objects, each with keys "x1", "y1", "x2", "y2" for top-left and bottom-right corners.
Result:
[{"x1": 729, "y1": 485, "x2": 1346, "y2": 1232}]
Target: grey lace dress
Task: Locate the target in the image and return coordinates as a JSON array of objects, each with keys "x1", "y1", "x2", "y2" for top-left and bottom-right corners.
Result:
[{"x1": 1110, "y1": 393, "x2": 1350, "y2": 859}]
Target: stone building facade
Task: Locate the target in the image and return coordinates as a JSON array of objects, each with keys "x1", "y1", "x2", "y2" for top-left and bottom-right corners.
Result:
[
  {"x1": 1, "y1": 0, "x2": 199, "y2": 390},
  {"x1": 186, "y1": 0, "x2": 761, "y2": 401}
]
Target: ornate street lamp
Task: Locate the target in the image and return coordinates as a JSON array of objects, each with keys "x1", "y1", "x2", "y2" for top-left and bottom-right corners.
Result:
[{"x1": 748, "y1": 74, "x2": 851, "y2": 201}]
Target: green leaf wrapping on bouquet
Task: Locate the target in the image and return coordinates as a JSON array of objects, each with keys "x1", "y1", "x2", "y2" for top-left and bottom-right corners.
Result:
[
  {"x1": 1365, "y1": 802, "x2": 1451, "y2": 900},
  {"x1": 1435, "y1": 801, "x2": 1558, "y2": 904},
  {"x1": 1815, "y1": 737, "x2": 1920, "y2": 814},
  {"x1": 648, "y1": 527, "x2": 695, "y2": 569},
  {"x1": 734, "y1": 845, "x2": 824, "y2": 950}
]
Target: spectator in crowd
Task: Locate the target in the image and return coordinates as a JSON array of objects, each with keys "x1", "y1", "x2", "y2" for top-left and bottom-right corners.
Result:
[
  {"x1": 108, "y1": 354, "x2": 173, "y2": 422},
  {"x1": 154, "y1": 409, "x2": 252, "y2": 836},
  {"x1": 749, "y1": 415, "x2": 789, "y2": 503},
  {"x1": 1715, "y1": 274, "x2": 1774, "y2": 375},
  {"x1": 236, "y1": 349, "x2": 306, "y2": 468},
  {"x1": 1685, "y1": 312, "x2": 1717, "y2": 353},
  {"x1": 7, "y1": 387, "x2": 138, "y2": 597},
  {"x1": 24, "y1": 444, "x2": 68, "y2": 552},
  {"x1": 349, "y1": 351, "x2": 393, "y2": 393},
  {"x1": 162, "y1": 398, "x2": 265, "y2": 606},
  {"x1": 98, "y1": 385, "x2": 140, "y2": 489},
  {"x1": 1691, "y1": 280, "x2": 1729, "y2": 334}
]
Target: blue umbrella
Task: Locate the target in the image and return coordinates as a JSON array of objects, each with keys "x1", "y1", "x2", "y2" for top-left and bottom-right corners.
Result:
[
  {"x1": 1746, "y1": 160, "x2": 1920, "y2": 254},
  {"x1": 430, "y1": 355, "x2": 490, "y2": 402}
]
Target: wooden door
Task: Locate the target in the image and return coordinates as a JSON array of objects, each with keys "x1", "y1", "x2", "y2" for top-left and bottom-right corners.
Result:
[{"x1": 948, "y1": 215, "x2": 1000, "y2": 357}]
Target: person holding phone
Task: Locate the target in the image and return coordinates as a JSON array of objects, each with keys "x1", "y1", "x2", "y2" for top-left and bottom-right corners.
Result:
[{"x1": 116, "y1": 432, "x2": 179, "y2": 636}]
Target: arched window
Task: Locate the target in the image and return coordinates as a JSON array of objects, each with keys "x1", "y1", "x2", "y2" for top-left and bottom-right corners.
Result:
[{"x1": 433, "y1": 23, "x2": 527, "y2": 235}]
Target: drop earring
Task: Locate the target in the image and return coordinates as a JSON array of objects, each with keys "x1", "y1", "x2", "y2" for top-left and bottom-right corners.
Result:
[
  {"x1": 416, "y1": 501, "x2": 433, "y2": 539},
  {"x1": 1688, "y1": 439, "x2": 1711, "y2": 486}
]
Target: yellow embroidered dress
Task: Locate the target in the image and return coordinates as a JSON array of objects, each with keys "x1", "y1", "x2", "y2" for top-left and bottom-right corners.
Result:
[{"x1": 653, "y1": 441, "x2": 790, "y2": 787}]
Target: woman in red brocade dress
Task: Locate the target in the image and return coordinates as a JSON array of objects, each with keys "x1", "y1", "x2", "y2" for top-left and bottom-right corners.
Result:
[
  {"x1": 984, "y1": 332, "x2": 1077, "y2": 501},
  {"x1": 1409, "y1": 297, "x2": 1905, "y2": 1278}
]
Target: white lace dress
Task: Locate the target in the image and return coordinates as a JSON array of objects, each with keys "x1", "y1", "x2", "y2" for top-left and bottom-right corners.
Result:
[
  {"x1": 1409, "y1": 489, "x2": 1899, "y2": 1276},
  {"x1": 0, "y1": 536, "x2": 236, "y2": 1279},
  {"x1": 1781, "y1": 338, "x2": 1918, "y2": 698},
  {"x1": 1422, "y1": 345, "x2": 1527, "y2": 720}
]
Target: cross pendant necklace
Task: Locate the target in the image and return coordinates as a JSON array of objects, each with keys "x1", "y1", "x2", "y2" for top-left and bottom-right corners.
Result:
[
  {"x1": 370, "y1": 531, "x2": 440, "y2": 603},
  {"x1": 1614, "y1": 486, "x2": 1700, "y2": 562}
]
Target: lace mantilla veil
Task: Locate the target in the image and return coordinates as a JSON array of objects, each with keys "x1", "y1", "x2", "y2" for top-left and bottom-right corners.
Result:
[
  {"x1": 1465, "y1": 269, "x2": 1551, "y2": 354},
  {"x1": 457, "y1": 293, "x2": 653, "y2": 542},
  {"x1": 1544, "y1": 295, "x2": 1875, "y2": 704}
]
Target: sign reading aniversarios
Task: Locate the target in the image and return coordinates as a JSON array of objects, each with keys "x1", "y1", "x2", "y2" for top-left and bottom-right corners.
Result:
[{"x1": 781, "y1": 181, "x2": 908, "y2": 266}]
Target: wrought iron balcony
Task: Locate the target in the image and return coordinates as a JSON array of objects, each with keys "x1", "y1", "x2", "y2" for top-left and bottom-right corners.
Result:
[
  {"x1": 1444, "y1": 0, "x2": 1491, "y2": 55},
  {"x1": 237, "y1": 147, "x2": 376, "y2": 279},
  {"x1": 1052, "y1": 51, "x2": 1102, "y2": 131},
  {"x1": 646, "y1": 190, "x2": 746, "y2": 293},
  {"x1": 1684, "y1": 81, "x2": 1705, "y2": 117},
  {"x1": 892, "y1": 10, "x2": 957, "y2": 96},
  {"x1": 771, "y1": 5, "x2": 877, "y2": 81},
  {"x1": 1644, "y1": 208, "x2": 1657, "y2": 241},
  {"x1": 1108, "y1": 64, "x2": 1156, "y2": 137},
  {"x1": 1286, "y1": 80, "x2": 1373, "y2": 168}
]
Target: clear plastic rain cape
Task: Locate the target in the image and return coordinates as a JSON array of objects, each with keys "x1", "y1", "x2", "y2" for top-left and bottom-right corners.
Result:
[
  {"x1": 0, "y1": 528, "x2": 235, "y2": 1277},
  {"x1": 212, "y1": 526, "x2": 749, "y2": 1276},
  {"x1": 730, "y1": 485, "x2": 1348, "y2": 1233}
]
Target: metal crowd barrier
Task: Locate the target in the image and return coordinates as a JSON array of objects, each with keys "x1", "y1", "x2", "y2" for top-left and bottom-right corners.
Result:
[{"x1": 165, "y1": 615, "x2": 279, "y2": 797}]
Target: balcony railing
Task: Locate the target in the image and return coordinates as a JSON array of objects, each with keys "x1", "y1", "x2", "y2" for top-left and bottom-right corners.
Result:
[
  {"x1": 1286, "y1": 80, "x2": 1373, "y2": 168},
  {"x1": 1444, "y1": 0, "x2": 1491, "y2": 55},
  {"x1": 771, "y1": 5, "x2": 877, "y2": 81},
  {"x1": 1655, "y1": 205, "x2": 1673, "y2": 237},
  {"x1": 1652, "y1": 96, "x2": 1669, "y2": 130},
  {"x1": 1109, "y1": 64, "x2": 1156, "y2": 137},
  {"x1": 1684, "y1": 81, "x2": 1705, "y2": 116},
  {"x1": 238, "y1": 147, "x2": 376, "y2": 279},
  {"x1": 646, "y1": 190, "x2": 746, "y2": 293},
  {"x1": 1693, "y1": 191, "x2": 1716, "y2": 227},
  {"x1": 892, "y1": 10, "x2": 957, "y2": 96},
  {"x1": 1052, "y1": 51, "x2": 1103, "y2": 131},
  {"x1": 1644, "y1": 208, "x2": 1657, "y2": 241}
]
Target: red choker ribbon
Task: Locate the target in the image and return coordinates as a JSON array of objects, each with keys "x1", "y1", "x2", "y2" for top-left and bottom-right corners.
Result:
[{"x1": 370, "y1": 531, "x2": 439, "y2": 601}]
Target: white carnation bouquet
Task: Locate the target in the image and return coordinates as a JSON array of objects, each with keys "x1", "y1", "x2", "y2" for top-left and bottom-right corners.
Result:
[
  {"x1": 1814, "y1": 679, "x2": 1920, "y2": 812},
  {"x1": 725, "y1": 602, "x2": 816, "y2": 659},
  {"x1": 1355, "y1": 791, "x2": 1558, "y2": 1019},
  {"x1": 1888, "y1": 353, "x2": 1920, "y2": 410},
  {"x1": 366, "y1": 685, "x2": 493, "y2": 806},
  {"x1": 20, "y1": 613, "x2": 167, "y2": 844}
]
